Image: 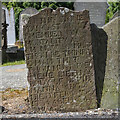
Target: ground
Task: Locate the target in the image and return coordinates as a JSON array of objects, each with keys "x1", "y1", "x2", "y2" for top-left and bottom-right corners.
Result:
[
  {"x1": 0, "y1": 64, "x2": 119, "y2": 118},
  {"x1": 0, "y1": 88, "x2": 119, "y2": 119},
  {"x1": 1, "y1": 88, "x2": 33, "y2": 114},
  {"x1": 0, "y1": 64, "x2": 28, "y2": 91}
]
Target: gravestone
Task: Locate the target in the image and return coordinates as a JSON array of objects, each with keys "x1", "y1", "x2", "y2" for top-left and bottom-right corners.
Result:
[
  {"x1": 19, "y1": 7, "x2": 38, "y2": 42},
  {"x1": 2, "y1": 5, "x2": 16, "y2": 46},
  {"x1": 7, "y1": 8, "x2": 16, "y2": 46},
  {"x1": 74, "y1": 1, "x2": 108, "y2": 27},
  {"x1": 101, "y1": 17, "x2": 120, "y2": 109},
  {"x1": 23, "y1": 8, "x2": 97, "y2": 112}
]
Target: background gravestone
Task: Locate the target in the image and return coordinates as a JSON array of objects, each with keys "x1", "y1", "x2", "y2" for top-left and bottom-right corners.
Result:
[
  {"x1": 7, "y1": 7, "x2": 16, "y2": 46},
  {"x1": 23, "y1": 8, "x2": 97, "y2": 112},
  {"x1": 74, "y1": 1, "x2": 108, "y2": 27},
  {"x1": 2, "y1": 5, "x2": 16, "y2": 46},
  {"x1": 101, "y1": 17, "x2": 120, "y2": 109},
  {"x1": 2, "y1": 5, "x2": 8, "y2": 48},
  {"x1": 19, "y1": 7, "x2": 38, "y2": 42}
]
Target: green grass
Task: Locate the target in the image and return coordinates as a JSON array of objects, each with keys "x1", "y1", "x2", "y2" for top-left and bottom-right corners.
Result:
[{"x1": 1, "y1": 60, "x2": 25, "y2": 66}]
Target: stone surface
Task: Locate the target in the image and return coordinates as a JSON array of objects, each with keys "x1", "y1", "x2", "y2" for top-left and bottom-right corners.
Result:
[
  {"x1": 101, "y1": 17, "x2": 120, "y2": 109},
  {"x1": 19, "y1": 7, "x2": 38, "y2": 42},
  {"x1": 23, "y1": 7, "x2": 97, "y2": 112},
  {"x1": 0, "y1": 109, "x2": 119, "y2": 119},
  {"x1": 74, "y1": 1, "x2": 108, "y2": 27}
]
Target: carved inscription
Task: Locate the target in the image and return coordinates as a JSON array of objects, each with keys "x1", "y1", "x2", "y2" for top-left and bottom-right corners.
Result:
[{"x1": 23, "y1": 8, "x2": 97, "y2": 112}]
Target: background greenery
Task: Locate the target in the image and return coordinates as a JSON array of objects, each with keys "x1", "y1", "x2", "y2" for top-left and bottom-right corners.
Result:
[
  {"x1": 2, "y1": 2, "x2": 74, "y2": 40},
  {"x1": 105, "y1": 2, "x2": 120, "y2": 23},
  {"x1": 2, "y1": 2, "x2": 120, "y2": 40}
]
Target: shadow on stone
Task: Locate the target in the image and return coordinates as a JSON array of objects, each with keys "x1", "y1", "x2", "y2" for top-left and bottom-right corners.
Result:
[{"x1": 91, "y1": 24, "x2": 108, "y2": 108}]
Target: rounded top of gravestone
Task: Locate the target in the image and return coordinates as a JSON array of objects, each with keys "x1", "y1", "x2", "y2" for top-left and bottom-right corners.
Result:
[
  {"x1": 25, "y1": 7, "x2": 90, "y2": 27},
  {"x1": 30, "y1": 7, "x2": 89, "y2": 17},
  {"x1": 20, "y1": 7, "x2": 38, "y2": 15},
  {"x1": 19, "y1": 7, "x2": 38, "y2": 41}
]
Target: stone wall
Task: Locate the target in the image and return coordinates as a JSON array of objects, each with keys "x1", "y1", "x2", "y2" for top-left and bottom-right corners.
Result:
[{"x1": 23, "y1": 8, "x2": 97, "y2": 112}]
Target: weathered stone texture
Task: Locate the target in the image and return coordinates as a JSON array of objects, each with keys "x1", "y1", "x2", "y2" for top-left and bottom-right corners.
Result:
[
  {"x1": 23, "y1": 8, "x2": 97, "y2": 112},
  {"x1": 101, "y1": 17, "x2": 120, "y2": 109}
]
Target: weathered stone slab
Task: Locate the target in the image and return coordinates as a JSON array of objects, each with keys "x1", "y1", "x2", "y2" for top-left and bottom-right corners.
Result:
[
  {"x1": 101, "y1": 17, "x2": 120, "y2": 109},
  {"x1": 74, "y1": 1, "x2": 108, "y2": 27},
  {"x1": 19, "y1": 7, "x2": 38, "y2": 42},
  {"x1": 23, "y1": 8, "x2": 97, "y2": 112}
]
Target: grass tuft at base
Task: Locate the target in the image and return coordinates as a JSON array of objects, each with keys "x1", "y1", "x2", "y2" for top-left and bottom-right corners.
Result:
[{"x1": 1, "y1": 60, "x2": 25, "y2": 67}]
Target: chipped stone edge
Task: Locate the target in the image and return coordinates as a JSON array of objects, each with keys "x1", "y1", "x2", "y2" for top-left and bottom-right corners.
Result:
[{"x1": 25, "y1": 7, "x2": 89, "y2": 27}]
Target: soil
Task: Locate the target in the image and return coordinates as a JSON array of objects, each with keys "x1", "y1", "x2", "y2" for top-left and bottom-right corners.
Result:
[
  {"x1": 0, "y1": 88, "x2": 119, "y2": 119},
  {"x1": 1, "y1": 88, "x2": 34, "y2": 114}
]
